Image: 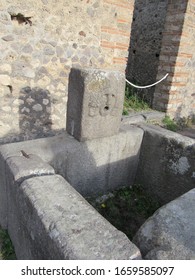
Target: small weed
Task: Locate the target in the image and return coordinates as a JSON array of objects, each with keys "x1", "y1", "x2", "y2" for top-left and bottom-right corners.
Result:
[
  {"x1": 0, "y1": 228, "x2": 16, "y2": 260},
  {"x1": 123, "y1": 83, "x2": 150, "y2": 114},
  {"x1": 162, "y1": 116, "x2": 179, "y2": 132},
  {"x1": 87, "y1": 185, "x2": 160, "y2": 240}
]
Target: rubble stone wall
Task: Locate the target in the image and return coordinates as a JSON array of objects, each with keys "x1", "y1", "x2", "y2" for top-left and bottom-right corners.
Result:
[
  {"x1": 126, "y1": 0, "x2": 195, "y2": 119},
  {"x1": 126, "y1": 0, "x2": 168, "y2": 105},
  {"x1": 0, "y1": 0, "x2": 134, "y2": 143}
]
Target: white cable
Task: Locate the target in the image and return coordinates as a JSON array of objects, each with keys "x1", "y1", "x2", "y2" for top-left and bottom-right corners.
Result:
[{"x1": 125, "y1": 73, "x2": 169, "y2": 89}]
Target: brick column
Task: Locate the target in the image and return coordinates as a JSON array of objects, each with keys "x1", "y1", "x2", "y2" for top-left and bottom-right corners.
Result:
[
  {"x1": 100, "y1": 0, "x2": 134, "y2": 72},
  {"x1": 153, "y1": 0, "x2": 195, "y2": 119}
]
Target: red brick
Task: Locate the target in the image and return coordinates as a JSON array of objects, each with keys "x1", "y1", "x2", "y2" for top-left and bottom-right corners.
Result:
[
  {"x1": 116, "y1": 42, "x2": 129, "y2": 48},
  {"x1": 169, "y1": 71, "x2": 189, "y2": 78},
  {"x1": 168, "y1": 99, "x2": 183, "y2": 104},
  {"x1": 113, "y1": 57, "x2": 127, "y2": 61},
  {"x1": 101, "y1": 41, "x2": 115, "y2": 49},
  {"x1": 117, "y1": 18, "x2": 130, "y2": 24},
  {"x1": 113, "y1": 57, "x2": 127, "y2": 64},
  {"x1": 169, "y1": 82, "x2": 187, "y2": 87},
  {"x1": 103, "y1": 0, "x2": 133, "y2": 10},
  {"x1": 101, "y1": 26, "x2": 130, "y2": 37},
  {"x1": 172, "y1": 61, "x2": 186, "y2": 67},
  {"x1": 169, "y1": 90, "x2": 180, "y2": 95},
  {"x1": 173, "y1": 72, "x2": 189, "y2": 77},
  {"x1": 101, "y1": 41, "x2": 129, "y2": 50},
  {"x1": 178, "y1": 53, "x2": 193, "y2": 58}
]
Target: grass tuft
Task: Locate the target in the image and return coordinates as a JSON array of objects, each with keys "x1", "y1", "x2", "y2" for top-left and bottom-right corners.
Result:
[
  {"x1": 162, "y1": 116, "x2": 179, "y2": 132},
  {"x1": 123, "y1": 83, "x2": 150, "y2": 114},
  {"x1": 87, "y1": 185, "x2": 160, "y2": 240},
  {"x1": 0, "y1": 228, "x2": 16, "y2": 260}
]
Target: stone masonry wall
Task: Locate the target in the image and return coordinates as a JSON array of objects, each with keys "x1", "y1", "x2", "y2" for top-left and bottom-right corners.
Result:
[
  {"x1": 153, "y1": 0, "x2": 195, "y2": 119},
  {"x1": 127, "y1": 0, "x2": 169, "y2": 84},
  {"x1": 0, "y1": 0, "x2": 134, "y2": 144},
  {"x1": 126, "y1": 0, "x2": 168, "y2": 105}
]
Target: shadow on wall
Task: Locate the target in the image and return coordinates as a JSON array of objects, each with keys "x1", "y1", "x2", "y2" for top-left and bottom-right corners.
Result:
[
  {"x1": 0, "y1": 86, "x2": 65, "y2": 145},
  {"x1": 126, "y1": 0, "x2": 169, "y2": 106},
  {"x1": 19, "y1": 87, "x2": 52, "y2": 139},
  {"x1": 50, "y1": 135, "x2": 141, "y2": 198}
]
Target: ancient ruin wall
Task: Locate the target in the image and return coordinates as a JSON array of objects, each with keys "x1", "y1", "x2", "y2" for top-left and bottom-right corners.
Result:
[
  {"x1": 153, "y1": 0, "x2": 195, "y2": 119},
  {"x1": 126, "y1": 0, "x2": 168, "y2": 84},
  {"x1": 0, "y1": 0, "x2": 134, "y2": 144},
  {"x1": 126, "y1": 0, "x2": 195, "y2": 119},
  {"x1": 126, "y1": 0, "x2": 168, "y2": 105}
]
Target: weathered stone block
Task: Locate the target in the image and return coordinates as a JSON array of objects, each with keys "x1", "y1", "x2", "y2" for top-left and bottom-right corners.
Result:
[
  {"x1": 0, "y1": 125, "x2": 144, "y2": 198},
  {"x1": 135, "y1": 124, "x2": 195, "y2": 204},
  {"x1": 66, "y1": 68, "x2": 125, "y2": 141},
  {"x1": 0, "y1": 150, "x2": 55, "y2": 228},
  {"x1": 0, "y1": 152, "x2": 7, "y2": 228},
  {"x1": 6, "y1": 153, "x2": 55, "y2": 183},
  {"x1": 133, "y1": 189, "x2": 195, "y2": 260},
  {"x1": 9, "y1": 175, "x2": 141, "y2": 259}
]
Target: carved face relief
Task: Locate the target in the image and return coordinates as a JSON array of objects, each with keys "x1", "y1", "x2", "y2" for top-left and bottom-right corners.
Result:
[
  {"x1": 88, "y1": 92, "x2": 116, "y2": 117},
  {"x1": 100, "y1": 93, "x2": 116, "y2": 116}
]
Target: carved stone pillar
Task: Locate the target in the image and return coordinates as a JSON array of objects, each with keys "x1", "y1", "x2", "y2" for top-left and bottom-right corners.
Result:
[{"x1": 66, "y1": 68, "x2": 125, "y2": 141}]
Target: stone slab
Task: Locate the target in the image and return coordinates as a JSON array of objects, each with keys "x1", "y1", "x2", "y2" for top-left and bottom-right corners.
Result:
[
  {"x1": 52, "y1": 125, "x2": 144, "y2": 196},
  {"x1": 6, "y1": 153, "x2": 55, "y2": 183},
  {"x1": 0, "y1": 152, "x2": 54, "y2": 229},
  {"x1": 142, "y1": 111, "x2": 165, "y2": 121},
  {"x1": 122, "y1": 114, "x2": 145, "y2": 124},
  {"x1": 8, "y1": 175, "x2": 141, "y2": 260},
  {"x1": 0, "y1": 152, "x2": 7, "y2": 228},
  {"x1": 135, "y1": 124, "x2": 195, "y2": 204},
  {"x1": 178, "y1": 125, "x2": 195, "y2": 140},
  {"x1": 133, "y1": 189, "x2": 195, "y2": 260},
  {"x1": 0, "y1": 126, "x2": 144, "y2": 199},
  {"x1": 66, "y1": 68, "x2": 125, "y2": 141},
  {"x1": 121, "y1": 111, "x2": 165, "y2": 125}
]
